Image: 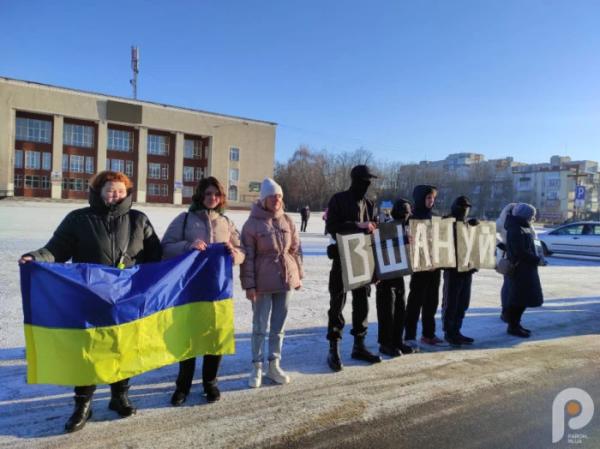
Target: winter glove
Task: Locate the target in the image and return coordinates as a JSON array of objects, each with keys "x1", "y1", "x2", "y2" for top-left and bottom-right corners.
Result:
[{"x1": 468, "y1": 218, "x2": 480, "y2": 226}]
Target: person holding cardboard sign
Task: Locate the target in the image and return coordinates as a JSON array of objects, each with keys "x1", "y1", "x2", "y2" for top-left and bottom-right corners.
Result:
[
  {"x1": 441, "y1": 196, "x2": 479, "y2": 347},
  {"x1": 375, "y1": 198, "x2": 416, "y2": 356},
  {"x1": 325, "y1": 165, "x2": 382, "y2": 372},
  {"x1": 404, "y1": 185, "x2": 446, "y2": 349}
]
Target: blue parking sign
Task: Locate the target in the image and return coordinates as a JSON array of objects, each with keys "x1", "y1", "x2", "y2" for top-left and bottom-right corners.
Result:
[{"x1": 576, "y1": 186, "x2": 586, "y2": 200}]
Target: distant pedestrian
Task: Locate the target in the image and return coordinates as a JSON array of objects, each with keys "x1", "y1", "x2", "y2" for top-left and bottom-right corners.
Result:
[{"x1": 300, "y1": 205, "x2": 311, "y2": 232}]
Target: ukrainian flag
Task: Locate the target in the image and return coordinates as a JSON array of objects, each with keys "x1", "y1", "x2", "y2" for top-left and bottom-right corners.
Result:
[{"x1": 20, "y1": 246, "x2": 234, "y2": 386}]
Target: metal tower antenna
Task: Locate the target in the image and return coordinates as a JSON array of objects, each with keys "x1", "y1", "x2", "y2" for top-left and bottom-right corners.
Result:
[{"x1": 130, "y1": 46, "x2": 139, "y2": 99}]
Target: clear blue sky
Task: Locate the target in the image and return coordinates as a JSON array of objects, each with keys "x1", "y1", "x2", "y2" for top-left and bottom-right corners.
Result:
[{"x1": 1, "y1": 0, "x2": 599, "y2": 164}]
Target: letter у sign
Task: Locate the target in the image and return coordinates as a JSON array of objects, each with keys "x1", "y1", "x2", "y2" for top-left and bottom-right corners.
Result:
[{"x1": 337, "y1": 220, "x2": 497, "y2": 291}]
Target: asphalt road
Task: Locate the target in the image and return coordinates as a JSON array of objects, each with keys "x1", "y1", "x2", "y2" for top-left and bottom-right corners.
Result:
[{"x1": 264, "y1": 361, "x2": 600, "y2": 449}]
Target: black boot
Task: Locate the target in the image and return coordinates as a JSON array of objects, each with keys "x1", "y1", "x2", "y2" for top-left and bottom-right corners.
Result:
[
  {"x1": 204, "y1": 383, "x2": 221, "y2": 403},
  {"x1": 379, "y1": 344, "x2": 401, "y2": 357},
  {"x1": 108, "y1": 386, "x2": 137, "y2": 417},
  {"x1": 351, "y1": 336, "x2": 382, "y2": 364},
  {"x1": 64, "y1": 395, "x2": 93, "y2": 433},
  {"x1": 327, "y1": 340, "x2": 343, "y2": 372},
  {"x1": 458, "y1": 333, "x2": 474, "y2": 344},
  {"x1": 444, "y1": 334, "x2": 463, "y2": 347},
  {"x1": 399, "y1": 343, "x2": 415, "y2": 354},
  {"x1": 507, "y1": 325, "x2": 530, "y2": 338},
  {"x1": 518, "y1": 325, "x2": 531, "y2": 335},
  {"x1": 170, "y1": 389, "x2": 188, "y2": 406}
]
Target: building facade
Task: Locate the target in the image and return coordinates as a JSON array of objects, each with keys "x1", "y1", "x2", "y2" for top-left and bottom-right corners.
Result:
[
  {"x1": 513, "y1": 156, "x2": 599, "y2": 222},
  {"x1": 0, "y1": 77, "x2": 276, "y2": 206}
]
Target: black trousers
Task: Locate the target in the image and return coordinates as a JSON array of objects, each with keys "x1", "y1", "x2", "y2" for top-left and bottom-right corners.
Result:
[
  {"x1": 404, "y1": 270, "x2": 441, "y2": 340},
  {"x1": 376, "y1": 277, "x2": 406, "y2": 348},
  {"x1": 506, "y1": 306, "x2": 526, "y2": 327},
  {"x1": 74, "y1": 378, "x2": 130, "y2": 398},
  {"x1": 327, "y1": 258, "x2": 369, "y2": 341},
  {"x1": 441, "y1": 270, "x2": 473, "y2": 337},
  {"x1": 176, "y1": 355, "x2": 222, "y2": 393},
  {"x1": 301, "y1": 218, "x2": 308, "y2": 232}
]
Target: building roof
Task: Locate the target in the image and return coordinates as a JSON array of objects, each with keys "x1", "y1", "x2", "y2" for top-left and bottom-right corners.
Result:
[{"x1": 0, "y1": 75, "x2": 277, "y2": 127}]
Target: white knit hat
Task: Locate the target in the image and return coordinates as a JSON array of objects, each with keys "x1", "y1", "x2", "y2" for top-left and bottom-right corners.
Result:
[{"x1": 259, "y1": 178, "x2": 283, "y2": 201}]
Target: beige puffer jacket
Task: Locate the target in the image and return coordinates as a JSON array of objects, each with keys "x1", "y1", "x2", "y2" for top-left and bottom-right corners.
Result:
[
  {"x1": 161, "y1": 209, "x2": 245, "y2": 265},
  {"x1": 240, "y1": 201, "x2": 303, "y2": 294}
]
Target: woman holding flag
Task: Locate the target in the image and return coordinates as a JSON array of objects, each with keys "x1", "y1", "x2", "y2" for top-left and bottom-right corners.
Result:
[
  {"x1": 161, "y1": 176, "x2": 245, "y2": 405},
  {"x1": 19, "y1": 171, "x2": 162, "y2": 433}
]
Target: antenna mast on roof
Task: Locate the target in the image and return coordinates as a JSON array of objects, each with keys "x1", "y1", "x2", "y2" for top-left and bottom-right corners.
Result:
[{"x1": 130, "y1": 46, "x2": 139, "y2": 99}]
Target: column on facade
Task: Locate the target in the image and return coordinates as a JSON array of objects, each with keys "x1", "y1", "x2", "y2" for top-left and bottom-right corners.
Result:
[
  {"x1": 136, "y1": 127, "x2": 148, "y2": 203},
  {"x1": 0, "y1": 106, "x2": 14, "y2": 196},
  {"x1": 51, "y1": 115, "x2": 64, "y2": 199},
  {"x1": 205, "y1": 136, "x2": 213, "y2": 179},
  {"x1": 173, "y1": 132, "x2": 184, "y2": 205},
  {"x1": 96, "y1": 121, "x2": 107, "y2": 175}
]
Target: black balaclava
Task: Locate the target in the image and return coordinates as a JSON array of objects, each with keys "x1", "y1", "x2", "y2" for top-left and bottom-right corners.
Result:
[
  {"x1": 391, "y1": 198, "x2": 412, "y2": 225},
  {"x1": 349, "y1": 178, "x2": 371, "y2": 200},
  {"x1": 451, "y1": 195, "x2": 472, "y2": 222}
]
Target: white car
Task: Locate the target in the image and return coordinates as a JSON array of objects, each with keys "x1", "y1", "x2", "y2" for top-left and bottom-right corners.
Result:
[{"x1": 538, "y1": 221, "x2": 600, "y2": 256}]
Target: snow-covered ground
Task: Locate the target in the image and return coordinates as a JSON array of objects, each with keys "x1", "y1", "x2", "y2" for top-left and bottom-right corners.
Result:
[{"x1": 0, "y1": 200, "x2": 599, "y2": 448}]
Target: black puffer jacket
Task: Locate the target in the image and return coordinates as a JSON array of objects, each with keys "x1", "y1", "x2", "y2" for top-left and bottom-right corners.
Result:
[{"x1": 25, "y1": 189, "x2": 162, "y2": 266}]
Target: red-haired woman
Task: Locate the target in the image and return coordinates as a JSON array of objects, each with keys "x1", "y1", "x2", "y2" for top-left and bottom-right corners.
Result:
[
  {"x1": 161, "y1": 176, "x2": 245, "y2": 405},
  {"x1": 19, "y1": 171, "x2": 162, "y2": 433}
]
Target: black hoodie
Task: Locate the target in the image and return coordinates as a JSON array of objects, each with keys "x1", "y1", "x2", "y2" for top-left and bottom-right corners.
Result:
[
  {"x1": 412, "y1": 185, "x2": 437, "y2": 219},
  {"x1": 25, "y1": 189, "x2": 162, "y2": 266}
]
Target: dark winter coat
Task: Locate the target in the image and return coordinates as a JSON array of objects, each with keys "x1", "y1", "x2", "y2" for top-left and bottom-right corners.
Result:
[
  {"x1": 300, "y1": 207, "x2": 310, "y2": 220},
  {"x1": 326, "y1": 190, "x2": 374, "y2": 240},
  {"x1": 502, "y1": 214, "x2": 543, "y2": 308},
  {"x1": 24, "y1": 189, "x2": 162, "y2": 266},
  {"x1": 411, "y1": 185, "x2": 437, "y2": 219}
]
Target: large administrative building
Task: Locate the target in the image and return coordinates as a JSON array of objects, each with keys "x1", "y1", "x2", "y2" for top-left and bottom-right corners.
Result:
[{"x1": 0, "y1": 77, "x2": 276, "y2": 206}]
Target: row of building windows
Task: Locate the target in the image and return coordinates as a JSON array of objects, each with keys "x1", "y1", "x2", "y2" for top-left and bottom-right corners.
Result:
[
  {"x1": 14, "y1": 175, "x2": 51, "y2": 189},
  {"x1": 62, "y1": 177, "x2": 88, "y2": 191},
  {"x1": 15, "y1": 118, "x2": 240, "y2": 161},
  {"x1": 108, "y1": 129, "x2": 133, "y2": 152},
  {"x1": 183, "y1": 166, "x2": 204, "y2": 182},
  {"x1": 16, "y1": 118, "x2": 52, "y2": 143},
  {"x1": 14, "y1": 173, "x2": 239, "y2": 200},
  {"x1": 62, "y1": 154, "x2": 95, "y2": 174},
  {"x1": 148, "y1": 183, "x2": 169, "y2": 197},
  {"x1": 148, "y1": 134, "x2": 169, "y2": 156},
  {"x1": 64, "y1": 124, "x2": 95, "y2": 147},
  {"x1": 14, "y1": 150, "x2": 52, "y2": 170},
  {"x1": 106, "y1": 159, "x2": 135, "y2": 177},
  {"x1": 148, "y1": 163, "x2": 169, "y2": 180},
  {"x1": 184, "y1": 139, "x2": 203, "y2": 159}
]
